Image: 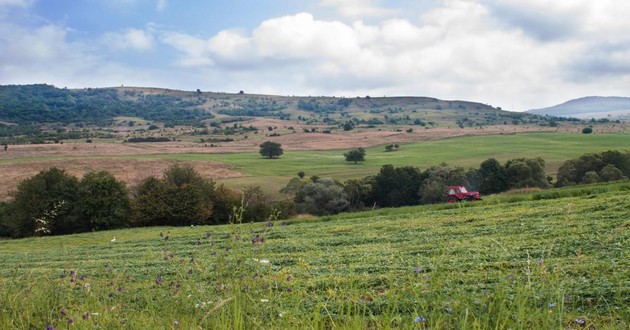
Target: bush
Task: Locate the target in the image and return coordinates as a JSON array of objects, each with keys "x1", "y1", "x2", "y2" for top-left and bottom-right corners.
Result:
[{"x1": 582, "y1": 127, "x2": 593, "y2": 134}]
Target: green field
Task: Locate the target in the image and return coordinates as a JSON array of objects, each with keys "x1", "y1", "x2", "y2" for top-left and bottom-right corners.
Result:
[
  {"x1": 1, "y1": 182, "x2": 628, "y2": 329},
  {"x1": 134, "y1": 132, "x2": 630, "y2": 194}
]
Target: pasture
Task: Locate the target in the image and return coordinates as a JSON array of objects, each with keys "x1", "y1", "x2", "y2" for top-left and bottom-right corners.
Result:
[
  {"x1": 1, "y1": 132, "x2": 629, "y2": 200},
  {"x1": 1, "y1": 182, "x2": 628, "y2": 329}
]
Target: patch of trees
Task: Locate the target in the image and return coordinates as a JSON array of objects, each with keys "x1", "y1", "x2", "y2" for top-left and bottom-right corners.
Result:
[
  {"x1": 0, "y1": 84, "x2": 213, "y2": 129},
  {"x1": 297, "y1": 99, "x2": 350, "y2": 113},
  {"x1": 0, "y1": 165, "x2": 279, "y2": 238},
  {"x1": 125, "y1": 137, "x2": 172, "y2": 143},
  {"x1": 555, "y1": 150, "x2": 630, "y2": 187},
  {"x1": 216, "y1": 98, "x2": 288, "y2": 119}
]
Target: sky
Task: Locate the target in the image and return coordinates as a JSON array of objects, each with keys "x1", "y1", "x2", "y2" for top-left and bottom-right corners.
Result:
[{"x1": 1, "y1": 0, "x2": 629, "y2": 111}]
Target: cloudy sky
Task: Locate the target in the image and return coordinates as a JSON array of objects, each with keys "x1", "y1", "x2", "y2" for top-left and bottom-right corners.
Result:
[{"x1": 1, "y1": 0, "x2": 629, "y2": 111}]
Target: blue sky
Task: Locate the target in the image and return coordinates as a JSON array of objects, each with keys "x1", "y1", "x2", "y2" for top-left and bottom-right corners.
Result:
[{"x1": 1, "y1": 0, "x2": 629, "y2": 111}]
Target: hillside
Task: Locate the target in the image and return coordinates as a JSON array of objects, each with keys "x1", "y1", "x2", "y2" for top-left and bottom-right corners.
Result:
[
  {"x1": 1, "y1": 84, "x2": 569, "y2": 145},
  {"x1": 1, "y1": 182, "x2": 628, "y2": 328},
  {"x1": 527, "y1": 96, "x2": 630, "y2": 120}
]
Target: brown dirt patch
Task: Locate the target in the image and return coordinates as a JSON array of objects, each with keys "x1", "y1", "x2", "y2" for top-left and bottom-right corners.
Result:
[{"x1": 0, "y1": 158, "x2": 243, "y2": 202}]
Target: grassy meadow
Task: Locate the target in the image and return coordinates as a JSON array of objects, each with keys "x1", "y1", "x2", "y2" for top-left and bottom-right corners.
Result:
[
  {"x1": 147, "y1": 132, "x2": 630, "y2": 194},
  {"x1": 1, "y1": 182, "x2": 628, "y2": 329}
]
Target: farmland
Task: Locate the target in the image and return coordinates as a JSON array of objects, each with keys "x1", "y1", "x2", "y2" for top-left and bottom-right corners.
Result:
[
  {"x1": 1, "y1": 182, "x2": 628, "y2": 329},
  {"x1": 1, "y1": 132, "x2": 629, "y2": 200}
]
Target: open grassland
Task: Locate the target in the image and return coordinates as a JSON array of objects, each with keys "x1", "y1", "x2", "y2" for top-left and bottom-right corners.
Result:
[
  {"x1": 0, "y1": 132, "x2": 628, "y2": 200},
  {"x1": 1, "y1": 182, "x2": 628, "y2": 329}
]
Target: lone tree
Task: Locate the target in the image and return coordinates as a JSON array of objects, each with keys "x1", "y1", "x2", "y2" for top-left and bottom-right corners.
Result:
[
  {"x1": 344, "y1": 147, "x2": 366, "y2": 164},
  {"x1": 259, "y1": 141, "x2": 283, "y2": 159}
]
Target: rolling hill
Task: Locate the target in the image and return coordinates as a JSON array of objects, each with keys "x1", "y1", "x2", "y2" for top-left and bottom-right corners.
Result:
[{"x1": 527, "y1": 96, "x2": 630, "y2": 120}]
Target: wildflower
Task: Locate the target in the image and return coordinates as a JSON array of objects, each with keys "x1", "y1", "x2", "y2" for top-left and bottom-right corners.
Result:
[
  {"x1": 414, "y1": 316, "x2": 426, "y2": 323},
  {"x1": 173, "y1": 320, "x2": 180, "y2": 326},
  {"x1": 66, "y1": 318, "x2": 74, "y2": 324},
  {"x1": 45, "y1": 324, "x2": 54, "y2": 330},
  {"x1": 281, "y1": 221, "x2": 287, "y2": 226},
  {"x1": 445, "y1": 307, "x2": 453, "y2": 314},
  {"x1": 187, "y1": 269, "x2": 193, "y2": 275},
  {"x1": 155, "y1": 275, "x2": 163, "y2": 285},
  {"x1": 575, "y1": 319, "x2": 585, "y2": 326},
  {"x1": 266, "y1": 220, "x2": 273, "y2": 227},
  {"x1": 259, "y1": 259, "x2": 270, "y2": 264},
  {"x1": 206, "y1": 232, "x2": 212, "y2": 239},
  {"x1": 414, "y1": 267, "x2": 422, "y2": 274},
  {"x1": 82, "y1": 312, "x2": 90, "y2": 320},
  {"x1": 79, "y1": 275, "x2": 87, "y2": 281},
  {"x1": 260, "y1": 299, "x2": 270, "y2": 303},
  {"x1": 538, "y1": 258, "x2": 544, "y2": 265},
  {"x1": 60, "y1": 272, "x2": 66, "y2": 279},
  {"x1": 59, "y1": 309, "x2": 66, "y2": 317},
  {"x1": 159, "y1": 232, "x2": 163, "y2": 237},
  {"x1": 251, "y1": 235, "x2": 264, "y2": 244},
  {"x1": 548, "y1": 303, "x2": 555, "y2": 309},
  {"x1": 69, "y1": 271, "x2": 75, "y2": 276},
  {"x1": 164, "y1": 236, "x2": 170, "y2": 242},
  {"x1": 168, "y1": 253, "x2": 174, "y2": 258}
]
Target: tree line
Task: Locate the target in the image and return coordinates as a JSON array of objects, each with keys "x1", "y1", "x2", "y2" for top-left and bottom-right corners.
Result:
[{"x1": 0, "y1": 150, "x2": 627, "y2": 238}]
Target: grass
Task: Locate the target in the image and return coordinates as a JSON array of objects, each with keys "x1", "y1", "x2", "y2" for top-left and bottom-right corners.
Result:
[
  {"x1": 1, "y1": 181, "x2": 628, "y2": 329},
  {"x1": 136, "y1": 132, "x2": 630, "y2": 193}
]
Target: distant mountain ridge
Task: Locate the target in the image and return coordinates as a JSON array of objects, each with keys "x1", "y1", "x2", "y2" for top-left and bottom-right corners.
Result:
[{"x1": 527, "y1": 96, "x2": 630, "y2": 119}]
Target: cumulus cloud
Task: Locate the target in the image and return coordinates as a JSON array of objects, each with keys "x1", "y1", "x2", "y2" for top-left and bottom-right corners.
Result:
[{"x1": 102, "y1": 28, "x2": 155, "y2": 52}]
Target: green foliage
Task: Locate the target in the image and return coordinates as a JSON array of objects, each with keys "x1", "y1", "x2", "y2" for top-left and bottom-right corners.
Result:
[
  {"x1": 479, "y1": 158, "x2": 509, "y2": 194},
  {"x1": 295, "y1": 178, "x2": 349, "y2": 215},
  {"x1": 132, "y1": 164, "x2": 215, "y2": 226},
  {"x1": 371, "y1": 165, "x2": 424, "y2": 207},
  {"x1": 259, "y1": 141, "x2": 283, "y2": 159},
  {"x1": 505, "y1": 157, "x2": 549, "y2": 189},
  {"x1": 343, "y1": 147, "x2": 366, "y2": 164},
  {"x1": 4, "y1": 168, "x2": 80, "y2": 237},
  {"x1": 582, "y1": 127, "x2": 593, "y2": 134},
  {"x1": 556, "y1": 150, "x2": 630, "y2": 187},
  {"x1": 74, "y1": 171, "x2": 130, "y2": 232}
]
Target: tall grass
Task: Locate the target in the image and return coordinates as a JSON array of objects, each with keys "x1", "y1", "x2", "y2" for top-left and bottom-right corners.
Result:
[{"x1": 1, "y1": 182, "x2": 628, "y2": 328}]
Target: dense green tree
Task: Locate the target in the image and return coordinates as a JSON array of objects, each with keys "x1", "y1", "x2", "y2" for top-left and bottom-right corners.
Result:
[
  {"x1": 505, "y1": 157, "x2": 549, "y2": 189},
  {"x1": 344, "y1": 147, "x2": 366, "y2": 164},
  {"x1": 599, "y1": 164, "x2": 627, "y2": 182},
  {"x1": 131, "y1": 165, "x2": 214, "y2": 226},
  {"x1": 75, "y1": 171, "x2": 130, "y2": 232},
  {"x1": 371, "y1": 165, "x2": 424, "y2": 207},
  {"x1": 298, "y1": 178, "x2": 349, "y2": 216},
  {"x1": 5, "y1": 168, "x2": 80, "y2": 237},
  {"x1": 478, "y1": 158, "x2": 509, "y2": 194},
  {"x1": 343, "y1": 177, "x2": 373, "y2": 211},
  {"x1": 259, "y1": 141, "x2": 283, "y2": 159}
]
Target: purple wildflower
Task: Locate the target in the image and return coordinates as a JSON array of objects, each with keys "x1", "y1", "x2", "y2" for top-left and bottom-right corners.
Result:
[
  {"x1": 160, "y1": 232, "x2": 163, "y2": 237},
  {"x1": 60, "y1": 272, "x2": 66, "y2": 279},
  {"x1": 66, "y1": 318, "x2": 74, "y2": 324},
  {"x1": 168, "y1": 253, "x2": 174, "y2": 258},
  {"x1": 187, "y1": 269, "x2": 193, "y2": 275},
  {"x1": 251, "y1": 234, "x2": 263, "y2": 244},
  {"x1": 79, "y1": 275, "x2": 87, "y2": 281},
  {"x1": 164, "y1": 236, "x2": 170, "y2": 242},
  {"x1": 82, "y1": 312, "x2": 90, "y2": 320},
  {"x1": 117, "y1": 286, "x2": 123, "y2": 292},
  {"x1": 45, "y1": 324, "x2": 54, "y2": 330},
  {"x1": 266, "y1": 220, "x2": 273, "y2": 227},
  {"x1": 206, "y1": 232, "x2": 212, "y2": 239},
  {"x1": 538, "y1": 258, "x2": 544, "y2": 265},
  {"x1": 155, "y1": 275, "x2": 163, "y2": 285},
  {"x1": 575, "y1": 319, "x2": 585, "y2": 326},
  {"x1": 548, "y1": 303, "x2": 555, "y2": 309},
  {"x1": 414, "y1": 316, "x2": 426, "y2": 323},
  {"x1": 414, "y1": 267, "x2": 422, "y2": 274},
  {"x1": 69, "y1": 271, "x2": 75, "y2": 276},
  {"x1": 59, "y1": 309, "x2": 66, "y2": 317},
  {"x1": 280, "y1": 221, "x2": 287, "y2": 226}
]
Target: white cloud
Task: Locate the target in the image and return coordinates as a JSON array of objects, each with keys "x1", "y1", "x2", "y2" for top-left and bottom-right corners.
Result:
[
  {"x1": 156, "y1": 0, "x2": 167, "y2": 12},
  {"x1": 102, "y1": 28, "x2": 155, "y2": 52}
]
